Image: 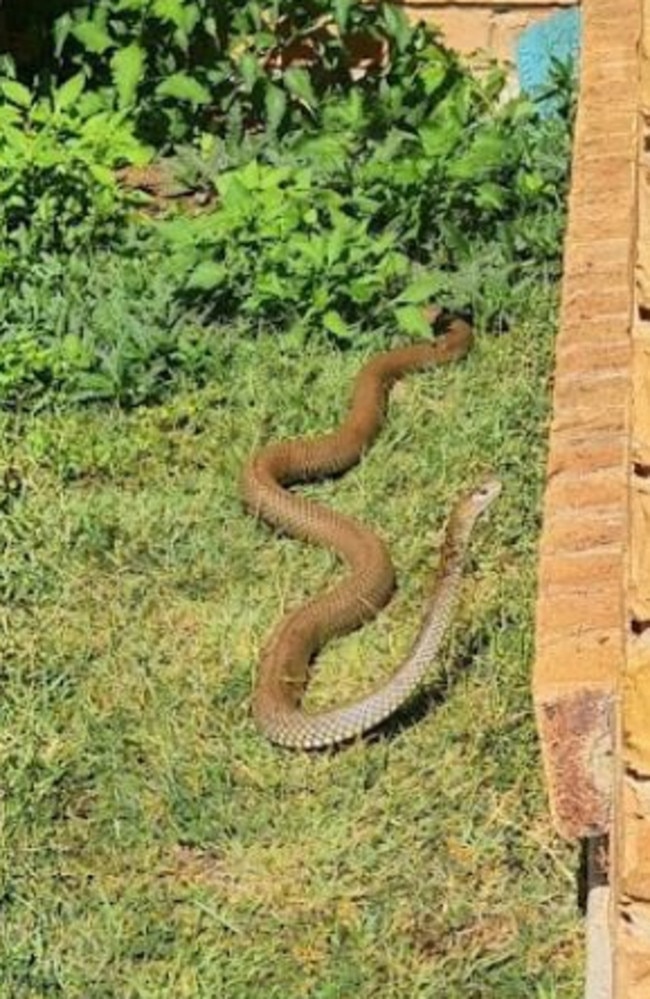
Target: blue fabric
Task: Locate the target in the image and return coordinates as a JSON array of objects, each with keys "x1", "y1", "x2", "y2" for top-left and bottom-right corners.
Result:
[{"x1": 516, "y1": 8, "x2": 581, "y2": 107}]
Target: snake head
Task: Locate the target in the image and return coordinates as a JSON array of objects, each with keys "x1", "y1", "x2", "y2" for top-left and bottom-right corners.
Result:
[
  {"x1": 444, "y1": 475, "x2": 501, "y2": 550},
  {"x1": 468, "y1": 476, "x2": 502, "y2": 517}
]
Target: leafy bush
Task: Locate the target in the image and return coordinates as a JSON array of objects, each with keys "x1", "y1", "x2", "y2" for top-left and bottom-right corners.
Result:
[
  {"x1": 166, "y1": 61, "x2": 573, "y2": 338},
  {"x1": 0, "y1": 70, "x2": 150, "y2": 276},
  {"x1": 165, "y1": 159, "x2": 411, "y2": 342},
  {"x1": 0, "y1": 0, "x2": 576, "y2": 407},
  {"x1": 12, "y1": 0, "x2": 436, "y2": 147}
]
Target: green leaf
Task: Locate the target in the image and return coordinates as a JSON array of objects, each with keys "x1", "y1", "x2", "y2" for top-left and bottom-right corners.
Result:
[
  {"x1": 475, "y1": 182, "x2": 506, "y2": 210},
  {"x1": 156, "y1": 73, "x2": 212, "y2": 105},
  {"x1": 333, "y1": 0, "x2": 354, "y2": 30},
  {"x1": 284, "y1": 68, "x2": 316, "y2": 109},
  {"x1": 382, "y1": 5, "x2": 412, "y2": 51},
  {"x1": 265, "y1": 84, "x2": 287, "y2": 133},
  {"x1": 54, "y1": 73, "x2": 86, "y2": 112},
  {"x1": 394, "y1": 305, "x2": 432, "y2": 337},
  {"x1": 420, "y1": 58, "x2": 451, "y2": 97},
  {"x1": 323, "y1": 310, "x2": 350, "y2": 341},
  {"x1": 88, "y1": 163, "x2": 115, "y2": 186},
  {"x1": 53, "y1": 13, "x2": 73, "y2": 59},
  {"x1": 152, "y1": 0, "x2": 193, "y2": 50},
  {"x1": 396, "y1": 275, "x2": 446, "y2": 304},
  {"x1": 418, "y1": 119, "x2": 461, "y2": 159},
  {"x1": 72, "y1": 20, "x2": 113, "y2": 55},
  {"x1": 0, "y1": 104, "x2": 21, "y2": 128},
  {"x1": 111, "y1": 43, "x2": 145, "y2": 109},
  {"x1": 0, "y1": 122, "x2": 28, "y2": 152},
  {"x1": 0, "y1": 80, "x2": 32, "y2": 109},
  {"x1": 517, "y1": 171, "x2": 546, "y2": 197},
  {"x1": 449, "y1": 131, "x2": 507, "y2": 180},
  {"x1": 77, "y1": 90, "x2": 110, "y2": 119},
  {"x1": 152, "y1": 0, "x2": 186, "y2": 28},
  {"x1": 187, "y1": 260, "x2": 226, "y2": 290},
  {"x1": 239, "y1": 53, "x2": 260, "y2": 93}
]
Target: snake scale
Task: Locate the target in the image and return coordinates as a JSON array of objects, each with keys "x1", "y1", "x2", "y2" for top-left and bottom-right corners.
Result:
[{"x1": 241, "y1": 316, "x2": 501, "y2": 749}]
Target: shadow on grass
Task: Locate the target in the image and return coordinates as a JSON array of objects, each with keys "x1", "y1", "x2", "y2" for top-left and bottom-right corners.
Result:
[{"x1": 300, "y1": 626, "x2": 493, "y2": 755}]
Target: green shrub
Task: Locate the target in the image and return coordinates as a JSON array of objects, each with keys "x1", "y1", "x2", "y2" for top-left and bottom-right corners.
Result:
[
  {"x1": 0, "y1": 1, "x2": 575, "y2": 407},
  {"x1": 164, "y1": 159, "x2": 412, "y2": 342},
  {"x1": 0, "y1": 71, "x2": 151, "y2": 274},
  {"x1": 165, "y1": 63, "x2": 573, "y2": 339},
  {"x1": 33, "y1": 0, "x2": 437, "y2": 147}
]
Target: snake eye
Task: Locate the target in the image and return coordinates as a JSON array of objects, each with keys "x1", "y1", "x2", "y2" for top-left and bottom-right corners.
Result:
[{"x1": 474, "y1": 479, "x2": 501, "y2": 505}]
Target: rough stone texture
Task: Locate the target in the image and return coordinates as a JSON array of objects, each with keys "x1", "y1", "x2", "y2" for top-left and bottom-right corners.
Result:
[
  {"x1": 531, "y1": 0, "x2": 650, "y2": 991},
  {"x1": 397, "y1": 1, "x2": 577, "y2": 60},
  {"x1": 537, "y1": 692, "x2": 615, "y2": 839},
  {"x1": 615, "y1": 5, "x2": 650, "y2": 993},
  {"x1": 532, "y1": 0, "x2": 638, "y2": 845}
]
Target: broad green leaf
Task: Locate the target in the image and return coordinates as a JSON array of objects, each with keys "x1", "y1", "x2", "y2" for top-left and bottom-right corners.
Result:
[
  {"x1": 517, "y1": 171, "x2": 546, "y2": 197},
  {"x1": 187, "y1": 260, "x2": 226, "y2": 290},
  {"x1": 239, "y1": 53, "x2": 260, "y2": 92},
  {"x1": 54, "y1": 72, "x2": 86, "y2": 112},
  {"x1": 0, "y1": 123, "x2": 28, "y2": 152},
  {"x1": 77, "y1": 90, "x2": 110, "y2": 119},
  {"x1": 72, "y1": 21, "x2": 113, "y2": 55},
  {"x1": 333, "y1": 0, "x2": 354, "y2": 30},
  {"x1": 203, "y1": 14, "x2": 218, "y2": 39},
  {"x1": 284, "y1": 67, "x2": 316, "y2": 108},
  {"x1": 475, "y1": 182, "x2": 506, "y2": 210},
  {"x1": 0, "y1": 104, "x2": 21, "y2": 127},
  {"x1": 111, "y1": 43, "x2": 145, "y2": 108},
  {"x1": 156, "y1": 73, "x2": 211, "y2": 104},
  {"x1": 418, "y1": 116, "x2": 462, "y2": 159},
  {"x1": 396, "y1": 275, "x2": 445, "y2": 304},
  {"x1": 323, "y1": 310, "x2": 350, "y2": 341},
  {"x1": 420, "y1": 59, "x2": 450, "y2": 97},
  {"x1": 347, "y1": 277, "x2": 377, "y2": 304},
  {"x1": 53, "y1": 13, "x2": 73, "y2": 59},
  {"x1": 0, "y1": 80, "x2": 32, "y2": 108},
  {"x1": 246, "y1": 2, "x2": 263, "y2": 32},
  {"x1": 394, "y1": 305, "x2": 432, "y2": 337},
  {"x1": 152, "y1": 0, "x2": 185, "y2": 27},
  {"x1": 256, "y1": 272, "x2": 287, "y2": 300},
  {"x1": 265, "y1": 84, "x2": 287, "y2": 133},
  {"x1": 88, "y1": 163, "x2": 115, "y2": 186},
  {"x1": 181, "y1": 3, "x2": 200, "y2": 35},
  {"x1": 449, "y1": 131, "x2": 507, "y2": 180},
  {"x1": 382, "y1": 5, "x2": 412, "y2": 51}
]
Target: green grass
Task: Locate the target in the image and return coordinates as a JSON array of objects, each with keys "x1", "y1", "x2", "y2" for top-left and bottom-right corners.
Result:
[{"x1": 0, "y1": 283, "x2": 582, "y2": 998}]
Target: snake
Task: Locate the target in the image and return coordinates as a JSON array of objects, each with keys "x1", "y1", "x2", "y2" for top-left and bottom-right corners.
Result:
[{"x1": 241, "y1": 316, "x2": 501, "y2": 749}]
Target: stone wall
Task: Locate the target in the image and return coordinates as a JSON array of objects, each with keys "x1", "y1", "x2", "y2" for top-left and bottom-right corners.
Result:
[
  {"x1": 529, "y1": 0, "x2": 650, "y2": 993},
  {"x1": 399, "y1": 0, "x2": 578, "y2": 61}
]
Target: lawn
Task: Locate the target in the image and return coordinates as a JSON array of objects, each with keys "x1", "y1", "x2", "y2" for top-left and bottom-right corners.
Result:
[
  {"x1": 1, "y1": 281, "x2": 583, "y2": 998},
  {"x1": 0, "y1": 2, "x2": 581, "y2": 993}
]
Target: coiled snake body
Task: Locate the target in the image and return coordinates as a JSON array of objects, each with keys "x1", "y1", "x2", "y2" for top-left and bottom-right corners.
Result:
[{"x1": 241, "y1": 318, "x2": 501, "y2": 749}]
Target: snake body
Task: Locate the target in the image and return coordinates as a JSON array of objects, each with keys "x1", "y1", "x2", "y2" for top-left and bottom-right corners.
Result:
[{"x1": 241, "y1": 318, "x2": 500, "y2": 749}]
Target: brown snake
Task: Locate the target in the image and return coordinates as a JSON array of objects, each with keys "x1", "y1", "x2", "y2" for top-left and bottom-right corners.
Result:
[{"x1": 241, "y1": 317, "x2": 501, "y2": 749}]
